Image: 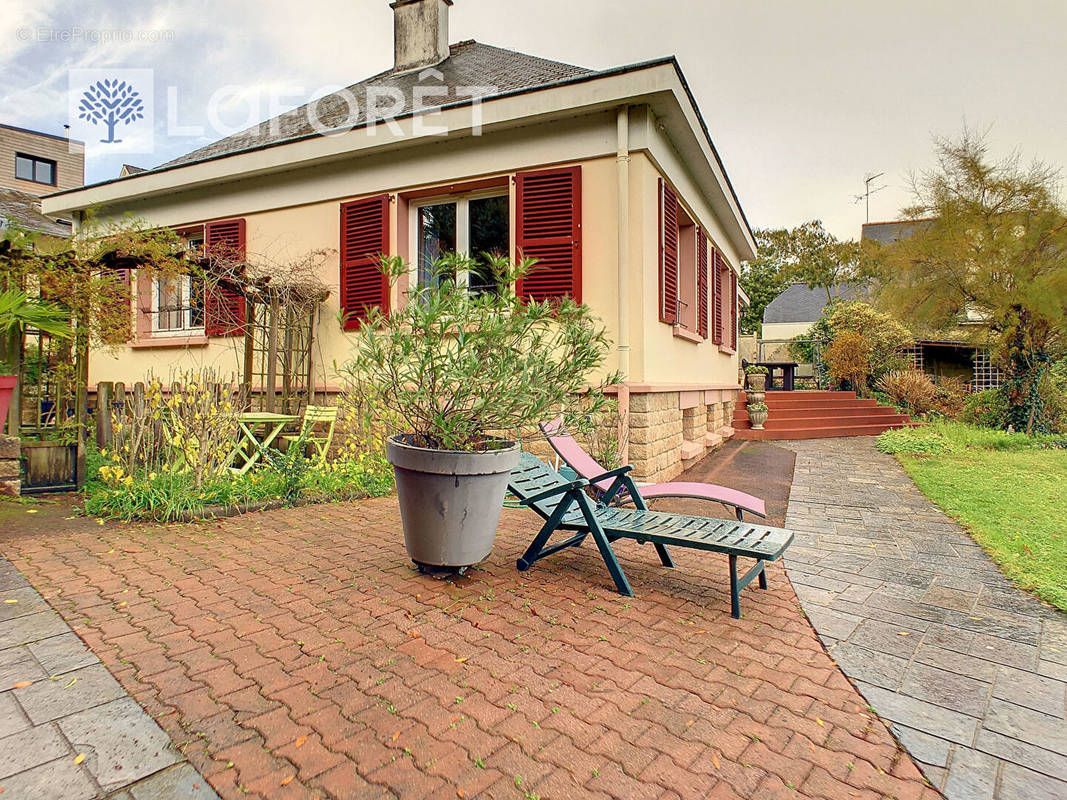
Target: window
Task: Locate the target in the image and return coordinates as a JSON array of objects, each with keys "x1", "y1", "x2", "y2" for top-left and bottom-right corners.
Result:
[
  {"x1": 152, "y1": 236, "x2": 205, "y2": 335},
  {"x1": 413, "y1": 192, "x2": 509, "y2": 293},
  {"x1": 15, "y1": 153, "x2": 56, "y2": 186}
]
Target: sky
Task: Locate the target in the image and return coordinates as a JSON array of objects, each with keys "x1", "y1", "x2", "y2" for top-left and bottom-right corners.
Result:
[{"x1": 2, "y1": 0, "x2": 1065, "y2": 241}]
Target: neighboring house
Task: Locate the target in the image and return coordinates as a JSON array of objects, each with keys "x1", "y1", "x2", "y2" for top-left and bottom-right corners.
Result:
[
  {"x1": 760, "y1": 282, "x2": 865, "y2": 358},
  {"x1": 119, "y1": 164, "x2": 146, "y2": 177},
  {"x1": 41, "y1": 0, "x2": 754, "y2": 482},
  {"x1": 861, "y1": 220, "x2": 1001, "y2": 390},
  {"x1": 0, "y1": 123, "x2": 84, "y2": 196}
]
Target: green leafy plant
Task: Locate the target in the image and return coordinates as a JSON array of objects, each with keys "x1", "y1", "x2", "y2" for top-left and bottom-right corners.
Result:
[
  {"x1": 744, "y1": 364, "x2": 769, "y2": 375},
  {"x1": 0, "y1": 289, "x2": 72, "y2": 372},
  {"x1": 746, "y1": 401, "x2": 768, "y2": 412},
  {"x1": 343, "y1": 255, "x2": 617, "y2": 451},
  {"x1": 963, "y1": 389, "x2": 1010, "y2": 430}
]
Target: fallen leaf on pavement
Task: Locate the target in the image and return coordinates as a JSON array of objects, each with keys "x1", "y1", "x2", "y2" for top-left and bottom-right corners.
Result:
[
  {"x1": 294, "y1": 735, "x2": 307, "y2": 748},
  {"x1": 11, "y1": 682, "x2": 31, "y2": 690},
  {"x1": 73, "y1": 754, "x2": 85, "y2": 765},
  {"x1": 280, "y1": 775, "x2": 294, "y2": 786}
]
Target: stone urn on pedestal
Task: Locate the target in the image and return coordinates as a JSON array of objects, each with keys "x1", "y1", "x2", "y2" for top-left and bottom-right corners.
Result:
[
  {"x1": 744, "y1": 365, "x2": 768, "y2": 408},
  {"x1": 746, "y1": 401, "x2": 769, "y2": 430}
]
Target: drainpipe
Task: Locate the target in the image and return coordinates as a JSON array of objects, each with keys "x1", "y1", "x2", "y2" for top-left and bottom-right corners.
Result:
[
  {"x1": 616, "y1": 105, "x2": 631, "y2": 380},
  {"x1": 615, "y1": 105, "x2": 631, "y2": 464}
]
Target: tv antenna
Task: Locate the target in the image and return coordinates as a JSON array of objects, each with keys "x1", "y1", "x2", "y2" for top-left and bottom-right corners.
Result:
[{"x1": 854, "y1": 172, "x2": 886, "y2": 223}]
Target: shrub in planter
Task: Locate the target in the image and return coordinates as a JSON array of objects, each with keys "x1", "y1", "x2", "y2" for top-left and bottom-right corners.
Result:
[
  {"x1": 876, "y1": 370, "x2": 937, "y2": 415},
  {"x1": 744, "y1": 364, "x2": 768, "y2": 393},
  {"x1": 746, "y1": 401, "x2": 769, "y2": 430},
  {"x1": 344, "y1": 255, "x2": 616, "y2": 571}
]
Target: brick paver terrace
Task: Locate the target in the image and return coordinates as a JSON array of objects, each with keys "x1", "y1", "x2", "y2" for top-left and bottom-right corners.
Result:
[
  {"x1": 784, "y1": 438, "x2": 1067, "y2": 800},
  {"x1": 0, "y1": 487, "x2": 938, "y2": 800}
]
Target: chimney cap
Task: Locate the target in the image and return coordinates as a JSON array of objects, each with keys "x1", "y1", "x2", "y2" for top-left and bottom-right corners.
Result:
[{"x1": 389, "y1": 0, "x2": 453, "y2": 7}]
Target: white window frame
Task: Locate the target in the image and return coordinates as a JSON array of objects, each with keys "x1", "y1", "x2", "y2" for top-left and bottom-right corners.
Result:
[
  {"x1": 150, "y1": 235, "x2": 205, "y2": 336},
  {"x1": 409, "y1": 189, "x2": 510, "y2": 289}
]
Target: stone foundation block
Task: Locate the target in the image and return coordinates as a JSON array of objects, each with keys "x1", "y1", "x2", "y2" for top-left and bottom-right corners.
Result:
[{"x1": 0, "y1": 435, "x2": 18, "y2": 460}]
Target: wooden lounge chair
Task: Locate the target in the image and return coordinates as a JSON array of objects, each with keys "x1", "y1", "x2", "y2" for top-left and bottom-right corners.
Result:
[
  {"x1": 539, "y1": 418, "x2": 767, "y2": 521},
  {"x1": 507, "y1": 452, "x2": 794, "y2": 618}
]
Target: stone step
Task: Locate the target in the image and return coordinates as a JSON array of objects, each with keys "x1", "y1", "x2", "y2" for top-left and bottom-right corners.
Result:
[
  {"x1": 734, "y1": 405, "x2": 901, "y2": 421},
  {"x1": 733, "y1": 421, "x2": 915, "y2": 440}
]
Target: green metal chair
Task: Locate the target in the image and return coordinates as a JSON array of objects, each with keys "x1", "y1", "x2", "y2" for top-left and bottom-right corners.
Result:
[{"x1": 282, "y1": 405, "x2": 338, "y2": 467}]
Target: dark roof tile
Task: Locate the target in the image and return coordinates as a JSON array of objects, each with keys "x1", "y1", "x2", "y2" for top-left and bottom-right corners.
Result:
[
  {"x1": 0, "y1": 188, "x2": 72, "y2": 237},
  {"x1": 161, "y1": 41, "x2": 590, "y2": 169},
  {"x1": 762, "y1": 282, "x2": 866, "y2": 325}
]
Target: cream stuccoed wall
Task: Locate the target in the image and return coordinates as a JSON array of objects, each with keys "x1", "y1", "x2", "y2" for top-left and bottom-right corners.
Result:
[
  {"x1": 84, "y1": 106, "x2": 739, "y2": 394},
  {"x1": 762, "y1": 321, "x2": 815, "y2": 342}
]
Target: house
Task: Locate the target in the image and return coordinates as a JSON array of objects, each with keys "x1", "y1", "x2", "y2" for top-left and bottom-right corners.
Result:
[
  {"x1": 0, "y1": 123, "x2": 83, "y2": 241},
  {"x1": 41, "y1": 0, "x2": 754, "y2": 482},
  {"x1": 760, "y1": 282, "x2": 865, "y2": 366},
  {"x1": 861, "y1": 220, "x2": 1001, "y2": 390},
  {"x1": 0, "y1": 123, "x2": 84, "y2": 196}
]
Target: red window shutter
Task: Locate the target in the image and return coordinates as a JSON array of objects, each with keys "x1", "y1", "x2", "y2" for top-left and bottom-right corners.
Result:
[
  {"x1": 658, "y1": 179, "x2": 679, "y2": 324},
  {"x1": 204, "y1": 218, "x2": 247, "y2": 337},
  {"x1": 697, "y1": 230, "x2": 709, "y2": 340},
  {"x1": 339, "y1": 194, "x2": 390, "y2": 330},
  {"x1": 515, "y1": 166, "x2": 582, "y2": 303},
  {"x1": 730, "y1": 268, "x2": 738, "y2": 350},
  {"x1": 711, "y1": 248, "x2": 724, "y2": 344}
]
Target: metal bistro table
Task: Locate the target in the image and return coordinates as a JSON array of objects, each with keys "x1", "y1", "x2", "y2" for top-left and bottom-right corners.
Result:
[
  {"x1": 756, "y1": 361, "x2": 799, "y2": 391},
  {"x1": 229, "y1": 412, "x2": 298, "y2": 474}
]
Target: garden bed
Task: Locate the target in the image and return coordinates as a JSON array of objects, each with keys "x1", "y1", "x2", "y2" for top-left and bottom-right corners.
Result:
[{"x1": 878, "y1": 422, "x2": 1067, "y2": 610}]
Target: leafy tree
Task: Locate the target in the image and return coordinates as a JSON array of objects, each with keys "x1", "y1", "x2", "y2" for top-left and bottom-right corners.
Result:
[
  {"x1": 740, "y1": 222, "x2": 861, "y2": 335},
  {"x1": 792, "y1": 300, "x2": 912, "y2": 391},
  {"x1": 738, "y1": 232, "x2": 790, "y2": 335},
  {"x1": 867, "y1": 131, "x2": 1067, "y2": 433}
]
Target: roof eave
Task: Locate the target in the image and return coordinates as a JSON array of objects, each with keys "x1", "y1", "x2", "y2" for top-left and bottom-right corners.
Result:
[{"x1": 43, "y1": 58, "x2": 756, "y2": 257}]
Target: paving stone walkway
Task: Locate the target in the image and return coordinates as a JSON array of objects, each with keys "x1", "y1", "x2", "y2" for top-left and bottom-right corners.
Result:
[
  {"x1": 783, "y1": 437, "x2": 1067, "y2": 800},
  {"x1": 0, "y1": 487, "x2": 939, "y2": 800},
  {"x1": 0, "y1": 553, "x2": 218, "y2": 799}
]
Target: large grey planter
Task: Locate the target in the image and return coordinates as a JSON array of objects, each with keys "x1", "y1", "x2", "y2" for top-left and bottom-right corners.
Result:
[{"x1": 386, "y1": 434, "x2": 520, "y2": 570}]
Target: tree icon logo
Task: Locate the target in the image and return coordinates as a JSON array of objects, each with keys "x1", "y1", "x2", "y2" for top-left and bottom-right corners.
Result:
[{"x1": 77, "y1": 78, "x2": 146, "y2": 144}]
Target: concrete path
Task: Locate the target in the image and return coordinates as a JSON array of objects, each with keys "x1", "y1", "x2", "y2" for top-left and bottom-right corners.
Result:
[
  {"x1": 0, "y1": 552, "x2": 218, "y2": 799},
  {"x1": 783, "y1": 437, "x2": 1067, "y2": 800}
]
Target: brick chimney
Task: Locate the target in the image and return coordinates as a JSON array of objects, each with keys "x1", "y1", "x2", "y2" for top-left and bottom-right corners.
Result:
[{"x1": 390, "y1": 0, "x2": 452, "y2": 73}]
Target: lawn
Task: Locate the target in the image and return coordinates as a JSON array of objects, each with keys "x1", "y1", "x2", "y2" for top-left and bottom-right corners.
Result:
[{"x1": 878, "y1": 422, "x2": 1067, "y2": 611}]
